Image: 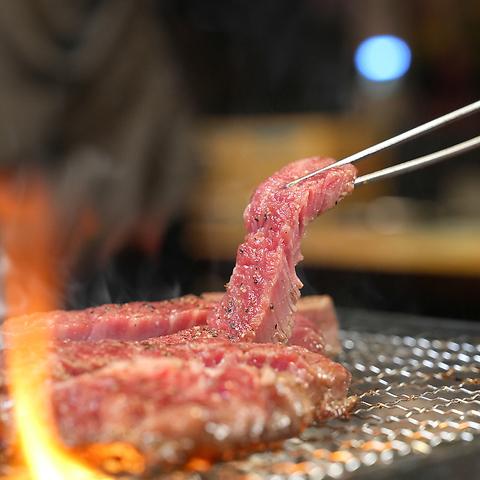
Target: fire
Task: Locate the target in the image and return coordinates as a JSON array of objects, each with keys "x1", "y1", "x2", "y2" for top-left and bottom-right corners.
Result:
[
  {"x1": 0, "y1": 175, "x2": 110, "y2": 479},
  {"x1": 4, "y1": 320, "x2": 110, "y2": 480}
]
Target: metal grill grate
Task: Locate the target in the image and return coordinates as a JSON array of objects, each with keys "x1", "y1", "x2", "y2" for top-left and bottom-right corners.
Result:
[{"x1": 177, "y1": 320, "x2": 480, "y2": 480}]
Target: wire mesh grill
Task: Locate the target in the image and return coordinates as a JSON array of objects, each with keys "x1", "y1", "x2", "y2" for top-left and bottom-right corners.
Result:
[{"x1": 173, "y1": 326, "x2": 480, "y2": 480}]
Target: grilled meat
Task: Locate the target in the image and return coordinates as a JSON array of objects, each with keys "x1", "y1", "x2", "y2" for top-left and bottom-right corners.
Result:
[
  {"x1": 0, "y1": 157, "x2": 356, "y2": 473},
  {"x1": 1, "y1": 339, "x2": 352, "y2": 473},
  {"x1": 208, "y1": 157, "x2": 355, "y2": 342},
  {"x1": 2, "y1": 295, "x2": 340, "y2": 355}
]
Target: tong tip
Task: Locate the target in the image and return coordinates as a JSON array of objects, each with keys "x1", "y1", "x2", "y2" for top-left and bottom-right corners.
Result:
[{"x1": 285, "y1": 161, "x2": 341, "y2": 188}]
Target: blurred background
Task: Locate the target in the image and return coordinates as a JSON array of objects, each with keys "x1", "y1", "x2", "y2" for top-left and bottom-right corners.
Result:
[{"x1": 0, "y1": 0, "x2": 479, "y2": 320}]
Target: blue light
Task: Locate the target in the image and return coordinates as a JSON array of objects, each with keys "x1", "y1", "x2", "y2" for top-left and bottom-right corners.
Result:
[{"x1": 355, "y1": 35, "x2": 411, "y2": 82}]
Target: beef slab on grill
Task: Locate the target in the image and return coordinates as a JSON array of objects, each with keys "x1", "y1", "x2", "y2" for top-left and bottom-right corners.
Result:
[
  {"x1": 0, "y1": 339, "x2": 353, "y2": 471},
  {"x1": 0, "y1": 339, "x2": 353, "y2": 470},
  {"x1": 0, "y1": 157, "x2": 356, "y2": 474},
  {"x1": 1, "y1": 294, "x2": 337, "y2": 355}
]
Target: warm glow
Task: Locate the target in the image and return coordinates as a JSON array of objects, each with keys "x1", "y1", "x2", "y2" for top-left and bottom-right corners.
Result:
[
  {"x1": 0, "y1": 175, "x2": 110, "y2": 480},
  {"x1": 4, "y1": 319, "x2": 110, "y2": 480}
]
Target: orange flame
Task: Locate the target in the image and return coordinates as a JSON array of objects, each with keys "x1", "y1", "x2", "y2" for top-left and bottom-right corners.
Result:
[{"x1": 0, "y1": 174, "x2": 110, "y2": 479}]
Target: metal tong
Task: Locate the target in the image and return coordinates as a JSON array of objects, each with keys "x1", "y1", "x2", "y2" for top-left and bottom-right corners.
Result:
[{"x1": 287, "y1": 99, "x2": 480, "y2": 187}]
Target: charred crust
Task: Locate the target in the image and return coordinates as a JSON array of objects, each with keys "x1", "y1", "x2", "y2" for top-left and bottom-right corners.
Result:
[{"x1": 224, "y1": 300, "x2": 235, "y2": 314}]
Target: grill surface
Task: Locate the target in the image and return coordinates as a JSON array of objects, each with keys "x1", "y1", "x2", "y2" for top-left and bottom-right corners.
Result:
[{"x1": 170, "y1": 310, "x2": 480, "y2": 480}]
